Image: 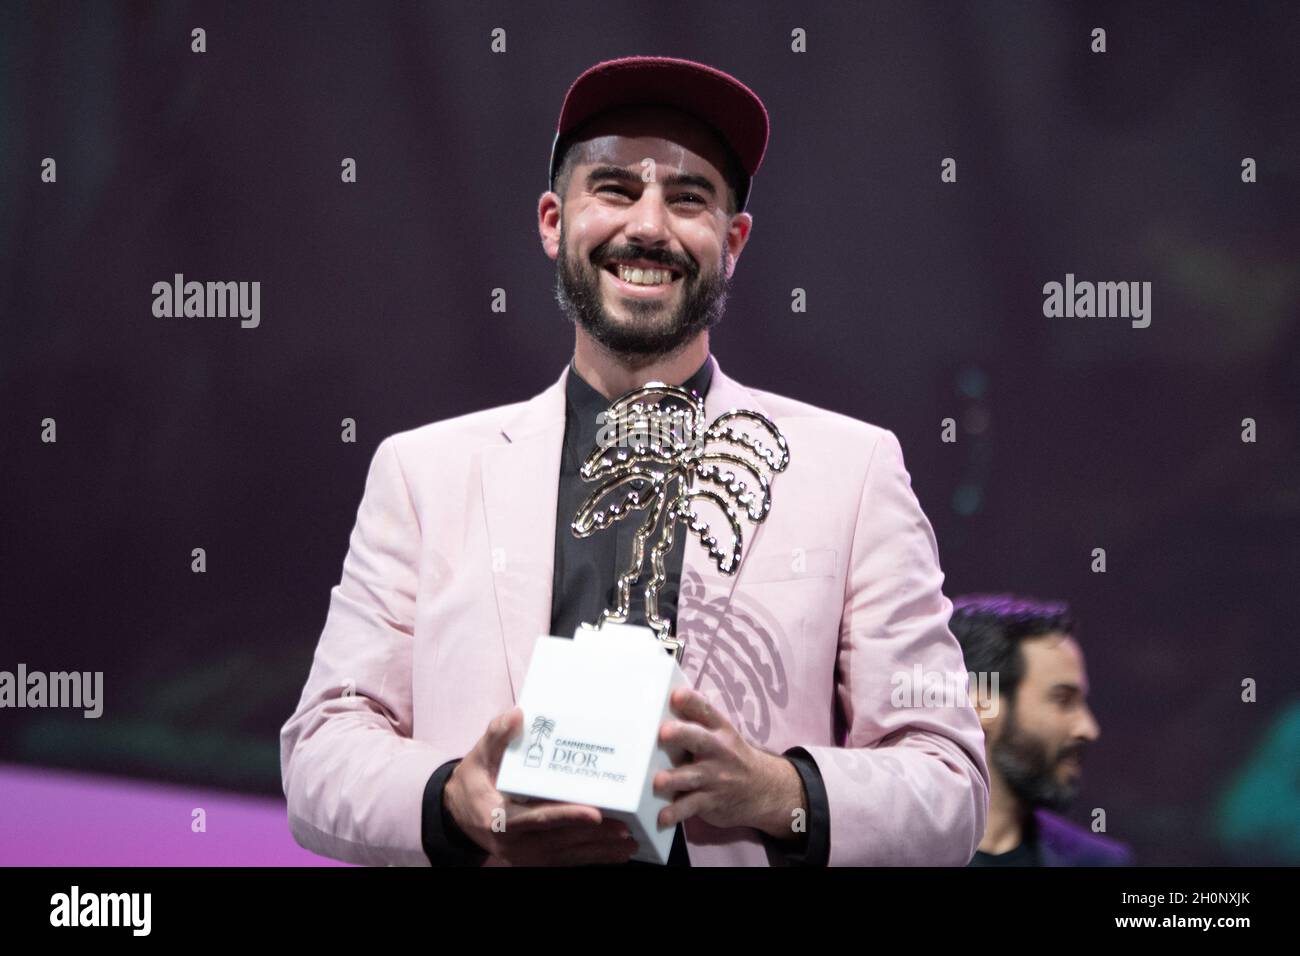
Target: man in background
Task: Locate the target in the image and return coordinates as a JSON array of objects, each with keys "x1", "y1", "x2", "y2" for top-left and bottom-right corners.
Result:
[{"x1": 950, "y1": 594, "x2": 1133, "y2": 866}]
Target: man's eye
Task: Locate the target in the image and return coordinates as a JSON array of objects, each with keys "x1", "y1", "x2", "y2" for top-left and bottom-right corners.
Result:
[{"x1": 595, "y1": 185, "x2": 704, "y2": 205}]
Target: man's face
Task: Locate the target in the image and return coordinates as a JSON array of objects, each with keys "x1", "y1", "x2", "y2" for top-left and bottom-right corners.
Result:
[
  {"x1": 986, "y1": 633, "x2": 1101, "y2": 811},
  {"x1": 540, "y1": 105, "x2": 752, "y2": 362}
]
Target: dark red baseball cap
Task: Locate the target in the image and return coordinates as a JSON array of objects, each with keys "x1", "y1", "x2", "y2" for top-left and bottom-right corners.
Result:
[{"x1": 548, "y1": 55, "x2": 770, "y2": 212}]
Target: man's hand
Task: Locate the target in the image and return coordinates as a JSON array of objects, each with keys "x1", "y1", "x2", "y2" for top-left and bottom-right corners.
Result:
[
  {"x1": 654, "y1": 688, "x2": 808, "y2": 841},
  {"x1": 444, "y1": 707, "x2": 639, "y2": 865}
]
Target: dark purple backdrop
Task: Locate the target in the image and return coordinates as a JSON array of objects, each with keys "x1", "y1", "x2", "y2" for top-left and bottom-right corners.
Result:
[{"x1": 2, "y1": 1, "x2": 1297, "y2": 865}]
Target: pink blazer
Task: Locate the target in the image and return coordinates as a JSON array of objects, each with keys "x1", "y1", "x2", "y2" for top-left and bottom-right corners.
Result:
[{"x1": 280, "y1": 355, "x2": 989, "y2": 866}]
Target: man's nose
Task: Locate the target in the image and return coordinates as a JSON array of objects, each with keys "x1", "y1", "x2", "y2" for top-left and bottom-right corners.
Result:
[
  {"x1": 1076, "y1": 704, "x2": 1101, "y2": 742},
  {"x1": 625, "y1": 187, "x2": 670, "y2": 245}
]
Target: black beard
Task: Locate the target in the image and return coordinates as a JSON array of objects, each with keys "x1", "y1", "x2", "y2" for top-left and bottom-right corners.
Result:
[
  {"x1": 990, "y1": 711, "x2": 1083, "y2": 813},
  {"x1": 553, "y1": 223, "x2": 729, "y2": 363}
]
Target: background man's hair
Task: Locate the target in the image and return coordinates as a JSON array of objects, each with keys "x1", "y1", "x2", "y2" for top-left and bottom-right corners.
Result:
[
  {"x1": 949, "y1": 594, "x2": 1076, "y2": 713},
  {"x1": 550, "y1": 110, "x2": 747, "y2": 217}
]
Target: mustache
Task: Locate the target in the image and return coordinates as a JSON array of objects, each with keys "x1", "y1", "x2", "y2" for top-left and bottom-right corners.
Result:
[{"x1": 1057, "y1": 743, "x2": 1087, "y2": 763}]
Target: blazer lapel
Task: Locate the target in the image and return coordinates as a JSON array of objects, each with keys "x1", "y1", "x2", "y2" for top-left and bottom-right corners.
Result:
[
  {"x1": 676, "y1": 356, "x2": 777, "y2": 674},
  {"x1": 481, "y1": 366, "x2": 568, "y2": 701}
]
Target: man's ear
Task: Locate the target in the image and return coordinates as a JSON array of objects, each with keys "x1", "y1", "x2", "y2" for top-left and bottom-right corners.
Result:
[
  {"x1": 538, "y1": 191, "x2": 562, "y2": 260},
  {"x1": 724, "y1": 211, "x2": 753, "y2": 279}
]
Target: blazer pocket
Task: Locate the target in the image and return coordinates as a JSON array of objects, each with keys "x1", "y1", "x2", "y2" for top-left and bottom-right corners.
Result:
[{"x1": 742, "y1": 547, "x2": 838, "y2": 583}]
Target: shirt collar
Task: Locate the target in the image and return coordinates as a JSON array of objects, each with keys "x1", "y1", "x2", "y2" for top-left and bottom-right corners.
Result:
[{"x1": 565, "y1": 354, "x2": 714, "y2": 427}]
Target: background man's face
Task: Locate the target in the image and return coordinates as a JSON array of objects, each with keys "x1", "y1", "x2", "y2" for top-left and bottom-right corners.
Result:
[
  {"x1": 546, "y1": 105, "x2": 749, "y2": 361},
  {"x1": 986, "y1": 633, "x2": 1101, "y2": 811}
]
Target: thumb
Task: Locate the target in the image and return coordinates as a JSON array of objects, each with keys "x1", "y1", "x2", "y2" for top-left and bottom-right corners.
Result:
[{"x1": 482, "y1": 707, "x2": 523, "y2": 773}]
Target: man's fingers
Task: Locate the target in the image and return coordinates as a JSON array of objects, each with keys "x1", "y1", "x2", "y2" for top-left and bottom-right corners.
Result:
[
  {"x1": 659, "y1": 790, "x2": 710, "y2": 829},
  {"x1": 660, "y1": 719, "x2": 718, "y2": 759},
  {"x1": 670, "y1": 688, "x2": 727, "y2": 730},
  {"x1": 654, "y1": 765, "x2": 705, "y2": 797},
  {"x1": 504, "y1": 800, "x2": 604, "y2": 833}
]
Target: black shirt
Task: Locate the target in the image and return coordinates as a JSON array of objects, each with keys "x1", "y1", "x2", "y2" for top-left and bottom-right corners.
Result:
[
  {"x1": 967, "y1": 814, "x2": 1041, "y2": 866},
  {"x1": 421, "y1": 355, "x2": 830, "y2": 865}
]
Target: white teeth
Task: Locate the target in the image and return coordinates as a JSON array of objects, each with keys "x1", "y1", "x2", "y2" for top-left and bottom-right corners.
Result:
[{"x1": 615, "y1": 264, "x2": 673, "y2": 286}]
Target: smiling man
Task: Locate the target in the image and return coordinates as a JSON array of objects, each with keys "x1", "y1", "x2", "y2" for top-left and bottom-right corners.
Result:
[
  {"x1": 547, "y1": 100, "x2": 743, "y2": 392},
  {"x1": 280, "y1": 55, "x2": 990, "y2": 867}
]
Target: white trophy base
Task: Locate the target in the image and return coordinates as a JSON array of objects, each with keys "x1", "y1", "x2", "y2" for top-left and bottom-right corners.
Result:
[{"x1": 495, "y1": 622, "x2": 689, "y2": 864}]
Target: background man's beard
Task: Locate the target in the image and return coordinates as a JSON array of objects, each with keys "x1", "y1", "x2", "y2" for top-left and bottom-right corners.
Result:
[
  {"x1": 554, "y1": 229, "x2": 729, "y2": 363},
  {"x1": 990, "y1": 712, "x2": 1083, "y2": 813}
]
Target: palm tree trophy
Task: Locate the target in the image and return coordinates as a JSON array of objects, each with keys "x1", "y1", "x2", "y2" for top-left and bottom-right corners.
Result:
[{"x1": 571, "y1": 381, "x2": 790, "y2": 661}]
